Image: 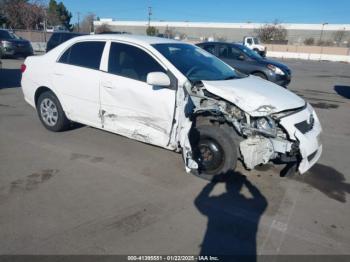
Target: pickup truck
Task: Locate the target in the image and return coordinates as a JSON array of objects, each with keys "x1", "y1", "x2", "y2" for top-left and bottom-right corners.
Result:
[
  {"x1": 243, "y1": 36, "x2": 267, "y2": 57},
  {"x1": 21, "y1": 35, "x2": 322, "y2": 180}
]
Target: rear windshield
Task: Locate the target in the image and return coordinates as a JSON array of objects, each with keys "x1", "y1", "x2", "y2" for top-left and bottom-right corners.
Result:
[{"x1": 0, "y1": 30, "x2": 20, "y2": 39}]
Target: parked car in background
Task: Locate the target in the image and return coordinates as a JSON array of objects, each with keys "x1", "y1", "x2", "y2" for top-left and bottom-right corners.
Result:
[
  {"x1": 0, "y1": 29, "x2": 34, "y2": 58},
  {"x1": 242, "y1": 36, "x2": 266, "y2": 57},
  {"x1": 0, "y1": 46, "x2": 2, "y2": 68},
  {"x1": 196, "y1": 42, "x2": 291, "y2": 87},
  {"x1": 21, "y1": 35, "x2": 322, "y2": 179},
  {"x1": 46, "y1": 32, "x2": 85, "y2": 52}
]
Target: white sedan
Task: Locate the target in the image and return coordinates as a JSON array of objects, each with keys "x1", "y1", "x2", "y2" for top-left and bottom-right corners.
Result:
[{"x1": 21, "y1": 34, "x2": 322, "y2": 179}]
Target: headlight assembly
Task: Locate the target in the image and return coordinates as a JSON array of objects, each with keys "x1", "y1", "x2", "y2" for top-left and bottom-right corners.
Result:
[
  {"x1": 253, "y1": 117, "x2": 277, "y2": 137},
  {"x1": 267, "y1": 64, "x2": 285, "y2": 75}
]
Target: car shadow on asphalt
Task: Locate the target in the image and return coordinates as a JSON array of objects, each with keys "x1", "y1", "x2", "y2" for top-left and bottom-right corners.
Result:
[
  {"x1": 0, "y1": 68, "x2": 21, "y2": 89},
  {"x1": 334, "y1": 85, "x2": 350, "y2": 99},
  {"x1": 290, "y1": 163, "x2": 350, "y2": 203},
  {"x1": 194, "y1": 172, "x2": 267, "y2": 261}
]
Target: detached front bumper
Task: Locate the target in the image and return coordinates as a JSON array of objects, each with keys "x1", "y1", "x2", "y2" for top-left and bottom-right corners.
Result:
[{"x1": 279, "y1": 103, "x2": 322, "y2": 174}]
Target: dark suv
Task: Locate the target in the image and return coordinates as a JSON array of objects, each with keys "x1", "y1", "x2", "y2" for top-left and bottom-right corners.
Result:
[
  {"x1": 46, "y1": 32, "x2": 85, "y2": 52},
  {"x1": 196, "y1": 42, "x2": 291, "y2": 87},
  {"x1": 0, "y1": 29, "x2": 33, "y2": 57}
]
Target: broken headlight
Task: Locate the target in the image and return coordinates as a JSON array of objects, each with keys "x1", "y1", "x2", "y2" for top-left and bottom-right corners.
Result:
[{"x1": 253, "y1": 117, "x2": 277, "y2": 137}]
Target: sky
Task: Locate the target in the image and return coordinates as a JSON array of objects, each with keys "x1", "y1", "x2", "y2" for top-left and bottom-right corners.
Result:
[{"x1": 60, "y1": 0, "x2": 350, "y2": 24}]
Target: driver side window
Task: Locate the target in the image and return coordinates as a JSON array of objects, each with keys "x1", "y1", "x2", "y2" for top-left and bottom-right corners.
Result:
[{"x1": 108, "y1": 42, "x2": 166, "y2": 82}]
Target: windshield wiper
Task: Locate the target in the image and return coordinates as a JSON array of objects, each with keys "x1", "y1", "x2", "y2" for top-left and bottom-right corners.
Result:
[{"x1": 224, "y1": 76, "x2": 236, "y2": 80}]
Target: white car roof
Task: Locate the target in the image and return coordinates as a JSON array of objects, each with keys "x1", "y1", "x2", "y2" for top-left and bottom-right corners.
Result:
[{"x1": 72, "y1": 34, "x2": 183, "y2": 46}]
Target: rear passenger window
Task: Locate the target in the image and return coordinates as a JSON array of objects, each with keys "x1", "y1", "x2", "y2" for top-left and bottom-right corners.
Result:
[
  {"x1": 108, "y1": 42, "x2": 165, "y2": 82},
  {"x1": 58, "y1": 41, "x2": 105, "y2": 70}
]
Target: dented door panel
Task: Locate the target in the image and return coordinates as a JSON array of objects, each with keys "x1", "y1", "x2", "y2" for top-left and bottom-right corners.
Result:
[{"x1": 99, "y1": 72, "x2": 176, "y2": 148}]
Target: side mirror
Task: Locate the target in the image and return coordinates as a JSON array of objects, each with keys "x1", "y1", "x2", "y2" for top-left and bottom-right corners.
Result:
[{"x1": 147, "y1": 72, "x2": 171, "y2": 87}]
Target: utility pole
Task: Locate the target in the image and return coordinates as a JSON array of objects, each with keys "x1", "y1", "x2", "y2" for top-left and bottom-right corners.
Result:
[
  {"x1": 148, "y1": 6, "x2": 152, "y2": 27},
  {"x1": 77, "y1": 12, "x2": 80, "y2": 32}
]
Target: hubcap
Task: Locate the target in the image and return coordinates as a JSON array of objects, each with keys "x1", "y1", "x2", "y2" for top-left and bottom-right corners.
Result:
[
  {"x1": 197, "y1": 138, "x2": 224, "y2": 173},
  {"x1": 40, "y1": 98, "x2": 58, "y2": 126}
]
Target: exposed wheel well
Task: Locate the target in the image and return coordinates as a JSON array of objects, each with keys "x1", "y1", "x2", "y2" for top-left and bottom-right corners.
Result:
[{"x1": 34, "y1": 86, "x2": 53, "y2": 106}]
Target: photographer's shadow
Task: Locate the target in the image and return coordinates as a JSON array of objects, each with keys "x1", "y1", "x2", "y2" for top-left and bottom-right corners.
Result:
[{"x1": 194, "y1": 172, "x2": 267, "y2": 259}]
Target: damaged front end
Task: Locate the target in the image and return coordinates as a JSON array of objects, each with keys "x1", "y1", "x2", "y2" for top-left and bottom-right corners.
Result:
[{"x1": 179, "y1": 79, "x2": 322, "y2": 175}]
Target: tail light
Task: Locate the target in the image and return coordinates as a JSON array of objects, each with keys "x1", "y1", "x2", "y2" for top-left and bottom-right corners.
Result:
[{"x1": 20, "y1": 64, "x2": 26, "y2": 73}]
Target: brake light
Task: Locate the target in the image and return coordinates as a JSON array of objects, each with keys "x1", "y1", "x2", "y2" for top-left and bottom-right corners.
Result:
[{"x1": 20, "y1": 64, "x2": 26, "y2": 73}]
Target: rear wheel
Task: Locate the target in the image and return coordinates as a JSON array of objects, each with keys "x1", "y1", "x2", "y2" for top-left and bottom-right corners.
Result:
[
  {"x1": 192, "y1": 125, "x2": 238, "y2": 181},
  {"x1": 36, "y1": 91, "x2": 70, "y2": 132}
]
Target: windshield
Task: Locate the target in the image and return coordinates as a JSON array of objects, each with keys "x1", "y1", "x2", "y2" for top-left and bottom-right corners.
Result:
[
  {"x1": 152, "y1": 43, "x2": 246, "y2": 82},
  {"x1": 238, "y1": 45, "x2": 263, "y2": 60},
  {"x1": 0, "y1": 31, "x2": 20, "y2": 40}
]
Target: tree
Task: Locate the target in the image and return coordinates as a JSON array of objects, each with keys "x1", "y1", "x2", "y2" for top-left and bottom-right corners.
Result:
[
  {"x1": 95, "y1": 23, "x2": 112, "y2": 34},
  {"x1": 47, "y1": 0, "x2": 72, "y2": 30},
  {"x1": 333, "y1": 30, "x2": 347, "y2": 46},
  {"x1": 254, "y1": 21, "x2": 287, "y2": 43},
  {"x1": 164, "y1": 26, "x2": 175, "y2": 38},
  {"x1": 304, "y1": 37, "x2": 315, "y2": 46},
  {"x1": 79, "y1": 13, "x2": 95, "y2": 33},
  {"x1": 146, "y1": 26, "x2": 158, "y2": 36},
  {"x1": 1, "y1": 0, "x2": 45, "y2": 29}
]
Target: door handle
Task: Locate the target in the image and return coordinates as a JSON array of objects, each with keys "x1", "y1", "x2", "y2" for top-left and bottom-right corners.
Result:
[{"x1": 102, "y1": 82, "x2": 114, "y2": 89}]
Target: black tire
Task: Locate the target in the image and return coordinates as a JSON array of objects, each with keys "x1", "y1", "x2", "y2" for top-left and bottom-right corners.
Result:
[
  {"x1": 191, "y1": 125, "x2": 237, "y2": 181},
  {"x1": 253, "y1": 72, "x2": 267, "y2": 80},
  {"x1": 36, "y1": 91, "x2": 70, "y2": 132}
]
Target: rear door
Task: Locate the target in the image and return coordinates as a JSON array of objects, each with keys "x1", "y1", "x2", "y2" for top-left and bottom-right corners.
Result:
[
  {"x1": 52, "y1": 40, "x2": 106, "y2": 127},
  {"x1": 99, "y1": 41, "x2": 176, "y2": 148}
]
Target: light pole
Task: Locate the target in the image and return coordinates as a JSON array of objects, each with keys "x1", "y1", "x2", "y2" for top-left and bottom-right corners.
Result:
[
  {"x1": 77, "y1": 12, "x2": 80, "y2": 32},
  {"x1": 319, "y1": 22, "x2": 328, "y2": 43},
  {"x1": 148, "y1": 6, "x2": 152, "y2": 27}
]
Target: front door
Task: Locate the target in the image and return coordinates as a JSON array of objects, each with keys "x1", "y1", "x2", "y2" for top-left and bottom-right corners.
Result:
[
  {"x1": 217, "y1": 44, "x2": 251, "y2": 74},
  {"x1": 99, "y1": 42, "x2": 176, "y2": 148}
]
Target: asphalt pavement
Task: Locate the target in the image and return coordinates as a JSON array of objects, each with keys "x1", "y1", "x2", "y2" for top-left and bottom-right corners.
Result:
[{"x1": 0, "y1": 57, "x2": 350, "y2": 256}]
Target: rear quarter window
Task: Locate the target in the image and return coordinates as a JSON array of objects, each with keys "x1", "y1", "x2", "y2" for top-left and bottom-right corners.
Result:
[{"x1": 58, "y1": 41, "x2": 106, "y2": 70}]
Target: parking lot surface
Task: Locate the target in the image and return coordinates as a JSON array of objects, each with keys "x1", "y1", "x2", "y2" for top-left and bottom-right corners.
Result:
[{"x1": 0, "y1": 57, "x2": 350, "y2": 255}]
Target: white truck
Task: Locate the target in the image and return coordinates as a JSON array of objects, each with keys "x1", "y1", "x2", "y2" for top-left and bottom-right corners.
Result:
[{"x1": 243, "y1": 36, "x2": 267, "y2": 57}]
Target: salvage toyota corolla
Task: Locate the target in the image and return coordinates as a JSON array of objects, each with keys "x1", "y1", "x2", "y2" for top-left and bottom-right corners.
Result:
[{"x1": 21, "y1": 35, "x2": 322, "y2": 179}]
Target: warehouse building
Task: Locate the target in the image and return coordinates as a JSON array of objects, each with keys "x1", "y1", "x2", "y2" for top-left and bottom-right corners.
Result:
[{"x1": 93, "y1": 19, "x2": 350, "y2": 44}]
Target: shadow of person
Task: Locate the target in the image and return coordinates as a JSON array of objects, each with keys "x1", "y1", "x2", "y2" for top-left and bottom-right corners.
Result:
[{"x1": 194, "y1": 172, "x2": 267, "y2": 261}]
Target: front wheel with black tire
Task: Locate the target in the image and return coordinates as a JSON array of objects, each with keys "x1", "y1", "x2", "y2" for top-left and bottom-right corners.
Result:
[
  {"x1": 253, "y1": 72, "x2": 267, "y2": 80},
  {"x1": 192, "y1": 125, "x2": 238, "y2": 181},
  {"x1": 36, "y1": 91, "x2": 70, "y2": 132}
]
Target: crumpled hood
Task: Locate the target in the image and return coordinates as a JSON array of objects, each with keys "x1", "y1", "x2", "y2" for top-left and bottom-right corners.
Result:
[{"x1": 202, "y1": 75, "x2": 305, "y2": 116}]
